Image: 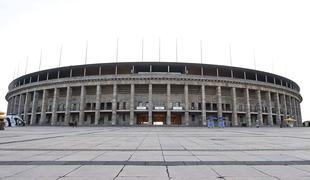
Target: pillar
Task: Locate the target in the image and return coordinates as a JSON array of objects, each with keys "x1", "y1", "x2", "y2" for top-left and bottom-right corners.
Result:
[
  {"x1": 297, "y1": 102, "x2": 302, "y2": 124},
  {"x1": 6, "y1": 99, "x2": 11, "y2": 114},
  {"x1": 283, "y1": 94, "x2": 287, "y2": 118},
  {"x1": 275, "y1": 93, "x2": 281, "y2": 125},
  {"x1": 231, "y1": 87, "x2": 238, "y2": 126},
  {"x1": 13, "y1": 96, "x2": 18, "y2": 114},
  {"x1": 65, "y1": 87, "x2": 72, "y2": 125},
  {"x1": 245, "y1": 88, "x2": 251, "y2": 126},
  {"x1": 267, "y1": 91, "x2": 273, "y2": 126},
  {"x1": 23, "y1": 93, "x2": 29, "y2": 124},
  {"x1": 95, "y1": 85, "x2": 101, "y2": 125},
  {"x1": 51, "y1": 88, "x2": 58, "y2": 126},
  {"x1": 111, "y1": 83, "x2": 117, "y2": 125},
  {"x1": 79, "y1": 86, "x2": 85, "y2": 125},
  {"x1": 288, "y1": 96, "x2": 292, "y2": 116},
  {"x1": 39, "y1": 89, "x2": 47, "y2": 125},
  {"x1": 292, "y1": 98, "x2": 298, "y2": 126},
  {"x1": 201, "y1": 84, "x2": 206, "y2": 126},
  {"x1": 30, "y1": 91, "x2": 38, "y2": 125},
  {"x1": 217, "y1": 86, "x2": 223, "y2": 118},
  {"x1": 257, "y1": 90, "x2": 263, "y2": 126},
  {"x1": 130, "y1": 84, "x2": 135, "y2": 125},
  {"x1": 184, "y1": 84, "x2": 189, "y2": 126},
  {"x1": 17, "y1": 94, "x2": 23, "y2": 117},
  {"x1": 166, "y1": 84, "x2": 171, "y2": 125},
  {"x1": 148, "y1": 84, "x2": 153, "y2": 125}
]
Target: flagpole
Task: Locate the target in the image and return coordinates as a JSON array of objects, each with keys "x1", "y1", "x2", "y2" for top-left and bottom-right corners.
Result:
[
  {"x1": 253, "y1": 48, "x2": 257, "y2": 70},
  {"x1": 58, "y1": 44, "x2": 62, "y2": 67},
  {"x1": 158, "y1": 38, "x2": 161, "y2": 62},
  {"x1": 84, "y1": 40, "x2": 88, "y2": 64},
  {"x1": 229, "y1": 44, "x2": 232, "y2": 66},
  {"x1": 25, "y1": 56, "x2": 29, "y2": 75},
  {"x1": 200, "y1": 40, "x2": 203, "y2": 64},
  {"x1": 142, "y1": 38, "x2": 144, "y2": 62},
  {"x1": 39, "y1": 49, "x2": 42, "y2": 71},
  {"x1": 176, "y1": 38, "x2": 178, "y2": 62},
  {"x1": 116, "y1": 38, "x2": 118, "y2": 63}
]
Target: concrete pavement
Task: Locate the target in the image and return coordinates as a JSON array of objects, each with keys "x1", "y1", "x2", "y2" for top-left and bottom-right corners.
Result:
[{"x1": 0, "y1": 127, "x2": 310, "y2": 179}]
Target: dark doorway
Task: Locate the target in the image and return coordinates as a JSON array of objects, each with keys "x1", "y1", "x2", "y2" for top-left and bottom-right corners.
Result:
[
  {"x1": 153, "y1": 113, "x2": 166, "y2": 125},
  {"x1": 137, "y1": 113, "x2": 148, "y2": 125},
  {"x1": 171, "y1": 113, "x2": 182, "y2": 125}
]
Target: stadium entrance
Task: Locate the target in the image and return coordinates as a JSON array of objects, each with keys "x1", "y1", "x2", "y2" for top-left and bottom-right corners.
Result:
[
  {"x1": 171, "y1": 113, "x2": 182, "y2": 125},
  {"x1": 153, "y1": 113, "x2": 166, "y2": 125},
  {"x1": 137, "y1": 113, "x2": 148, "y2": 125}
]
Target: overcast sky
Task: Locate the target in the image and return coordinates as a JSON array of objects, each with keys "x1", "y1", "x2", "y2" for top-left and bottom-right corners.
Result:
[{"x1": 0, "y1": 0, "x2": 309, "y2": 121}]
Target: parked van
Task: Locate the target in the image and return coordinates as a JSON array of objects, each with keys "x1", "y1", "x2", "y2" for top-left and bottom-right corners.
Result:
[{"x1": 4, "y1": 115, "x2": 25, "y2": 127}]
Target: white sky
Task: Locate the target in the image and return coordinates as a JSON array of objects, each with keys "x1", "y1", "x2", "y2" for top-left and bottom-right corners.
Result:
[{"x1": 0, "y1": 0, "x2": 309, "y2": 121}]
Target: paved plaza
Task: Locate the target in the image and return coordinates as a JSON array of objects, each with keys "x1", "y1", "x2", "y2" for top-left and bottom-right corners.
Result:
[{"x1": 0, "y1": 127, "x2": 310, "y2": 179}]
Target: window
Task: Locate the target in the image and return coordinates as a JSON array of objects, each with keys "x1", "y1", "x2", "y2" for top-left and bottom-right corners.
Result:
[
  {"x1": 100, "y1": 103, "x2": 105, "y2": 110},
  {"x1": 86, "y1": 103, "x2": 91, "y2": 110},
  {"x1": 106, "y1": 102, "x2": 112, "y2": 110},
  {"x1": 206, "y1": 103, "x2": 211, "y2": 110},
  {"x1": 191, "y1": 102, "x2": 195, "y2": 110},
  {"x1": 226, "y1": 104, "x2": 231, "y2": 111},
  {"x1": 212, "y1": 104, "x2": 217, "y2": 110},
  {"x1": 123, "y1": 102, "x2": 126, "y2": 109}
]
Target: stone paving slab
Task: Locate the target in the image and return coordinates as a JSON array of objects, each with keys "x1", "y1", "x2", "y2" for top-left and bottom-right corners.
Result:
[{"x1": 1, "y1": 127, "x2": 310, "y2": 179}]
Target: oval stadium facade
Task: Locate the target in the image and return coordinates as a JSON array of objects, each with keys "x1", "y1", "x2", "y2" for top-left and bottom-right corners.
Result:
[{"x1": 5, "y1": 62, "x2": 302, "y2": 127}]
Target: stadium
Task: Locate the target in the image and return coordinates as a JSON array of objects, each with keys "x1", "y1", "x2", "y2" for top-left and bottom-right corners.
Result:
[{"x1": 5, "y1": 62, "x2": 302, "y2": 127}]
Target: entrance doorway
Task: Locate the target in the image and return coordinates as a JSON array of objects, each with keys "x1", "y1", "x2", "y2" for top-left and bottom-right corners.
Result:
[
  {"x1": 171, "y1": 113, "x2": 182, "y2": 125},
  {"x1": 137, "y1": 113, "x2": 148, "y2": 125},
  {"x1": 153, "y1": 113, "x2": 166, "y2": 125}
]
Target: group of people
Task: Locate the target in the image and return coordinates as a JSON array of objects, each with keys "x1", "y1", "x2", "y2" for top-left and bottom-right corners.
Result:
[{"x1": 68, "y1": 121, "x2": 78, "y2": 127}]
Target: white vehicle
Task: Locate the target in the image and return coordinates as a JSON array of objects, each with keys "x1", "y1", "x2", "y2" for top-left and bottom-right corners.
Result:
[{"x1": 4, "y1": 115, "x2": 25, "y2": 127}]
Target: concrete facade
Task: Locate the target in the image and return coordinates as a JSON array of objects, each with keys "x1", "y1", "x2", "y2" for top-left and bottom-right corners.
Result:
[{"x1": 5, "y1": 62, "x2": 303, "y2": 127}]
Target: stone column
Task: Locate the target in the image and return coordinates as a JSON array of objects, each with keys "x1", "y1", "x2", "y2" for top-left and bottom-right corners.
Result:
[
  {"x1": 65, "y1": 87, "x2": 72, "y2": 125},
  {"x1": 148, "y1": 84, "x2": 153, "y2": 125},
  {"x1": 13, "y1": 96, "x2": 18, "y2": 114},
  {"x1": 6, "y1": 99, "x2": 11, "y2": 114},
  {"x1": 267, "y1": 91, "x2": 273, "y2": 126},
  {"x1": 245, "y1": 88, "x2": 251, "y2": 126},
  {"x1": 130, "y1": 84, "x2": 135, "y2": 125},
  {"x1": 288, "y1": 96, "x2": 292, "y2": 116},
  {"x1": 184, "y1": 84, "x2": 189, "y2": 126},
  {"x1": 23, "y1": 93, "x2": 29, "y2": 124},
  {"x1": 10, "y1": 97, "x2": 15, "y2": 114},
  {"x1": 275, "y1": 93, "x2": 281, "y2": 125},
  {"x1": 111, "y1": 83, "x2": 117, "y2": 125},
  {"x1": 201, "y1": 84, "x2": 206, "y2": 126},
  {"x1": 166, "y1": 84, "x2": 171, "y2": 125},
  {"x1": 51, "y1": 88, "x2": 58, "y2": 125},
  {"x1": 292, "y1": 98, "x2": 298, "y2": 126},
  {"x1": 257, "y1": 90, "x2": 263, "y2": 126},
  {"x1": 9, "y1": 97, "x2": 14, "y2": 114},
  {"x1": 17, "y1": 94, "x2": 23, "y2": 117},
  {"x1": 283, "y1": 94, "x2": 287, "y2": 118},
  {"x1": 79, "y1": 86, "x2": 85, "y2": 125},
  {"x1": 95, "y1": 85, "x2": 101, "y2": 125},
  {"x1": 30, "y1": 91, "x2": 38, "y2": 125},
  {"x1": 217, "y1": 86, "x2": 223, "y2": 118},
  {"x1": 39, "y1": 89, "x2": 47, "y2": 125},
  {"x1": 297, "y1": 102, "x2": 302, "y2": 124},
  {"x1": 231, "y1": 87, "x2": 238, "y2": 126}
]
